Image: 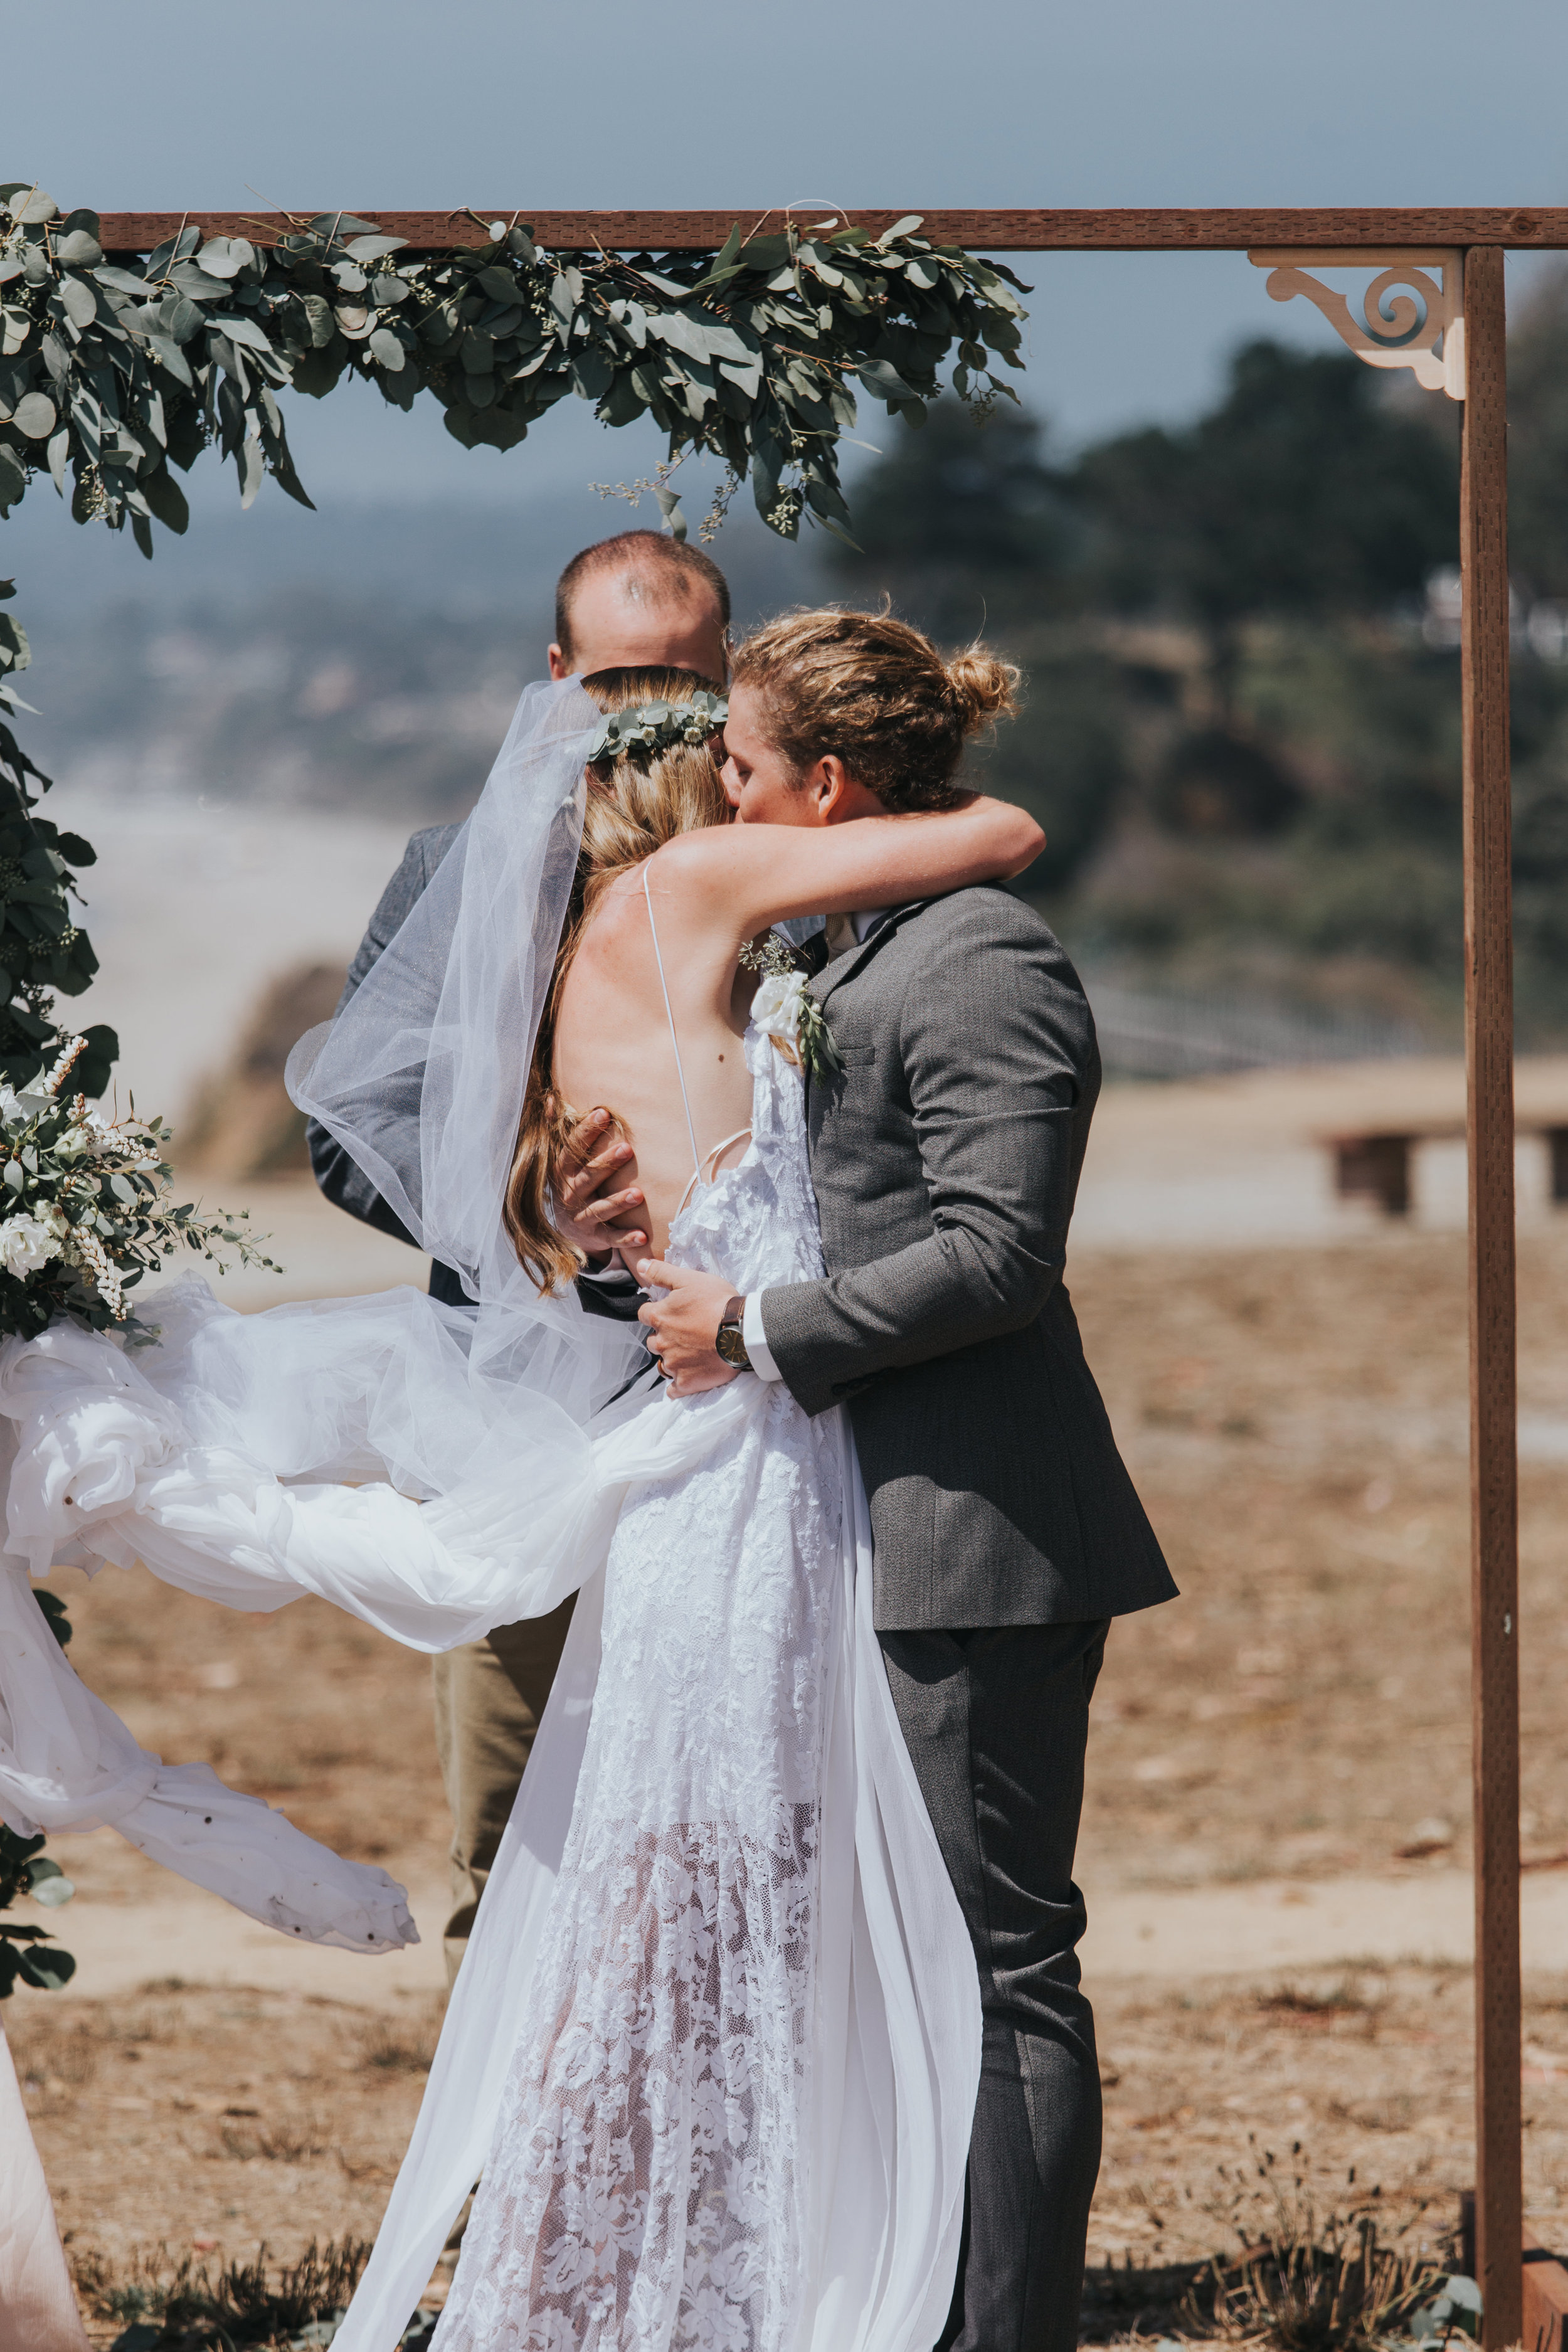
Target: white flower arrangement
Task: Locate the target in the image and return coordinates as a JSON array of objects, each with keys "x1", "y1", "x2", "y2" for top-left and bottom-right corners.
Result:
[
  {"x1": 0, "y1": 1034, "x2": 279, "y2": 1340},
  {"x1": 739, "y1": 934, "x2": 842, "y2": 1081}
]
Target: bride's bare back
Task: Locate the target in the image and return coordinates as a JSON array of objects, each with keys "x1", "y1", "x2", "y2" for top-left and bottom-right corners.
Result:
[
  {"x1": 552, "y1": 861, "x2": 760, "y2": 1259},
  {"x1": 551, "y1": 783, "x2": 1046, "y2": 1264}
]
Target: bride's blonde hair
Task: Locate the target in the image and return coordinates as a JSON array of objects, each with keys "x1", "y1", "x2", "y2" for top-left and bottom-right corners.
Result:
[{"x1": 504, "y1": 667, "x2": 731, "y2": 1293}]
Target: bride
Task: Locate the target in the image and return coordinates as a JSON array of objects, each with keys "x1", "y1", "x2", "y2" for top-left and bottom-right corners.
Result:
[{"x1": 0, "y1": 625, "x2": 1041, "y2": 2350}]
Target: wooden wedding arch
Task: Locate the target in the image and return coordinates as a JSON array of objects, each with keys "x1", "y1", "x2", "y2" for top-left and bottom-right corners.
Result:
[{"x1": 94, "y1": 203, "x2": 1557, "y2": 2350}]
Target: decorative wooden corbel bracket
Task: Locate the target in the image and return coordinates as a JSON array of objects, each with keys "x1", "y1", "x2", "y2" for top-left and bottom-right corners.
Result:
[{"x1": 1247, "y1": 248, "x2": 1465, "y2": 398}]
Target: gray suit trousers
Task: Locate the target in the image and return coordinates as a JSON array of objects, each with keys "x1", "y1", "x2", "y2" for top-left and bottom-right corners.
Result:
[{"x1": 879, "y1": 1618, "x2": 1109, "y2": 2352}]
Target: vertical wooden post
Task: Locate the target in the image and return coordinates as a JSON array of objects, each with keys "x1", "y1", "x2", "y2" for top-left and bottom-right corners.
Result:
[{"x1": 1461, "y1": 241, "x2": 1522, "y2": 2352}]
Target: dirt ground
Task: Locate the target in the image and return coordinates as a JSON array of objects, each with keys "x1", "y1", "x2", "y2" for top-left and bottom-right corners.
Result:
[{"x1": 10, "y1": 1216, "x2": 1568, "y2": 2335}]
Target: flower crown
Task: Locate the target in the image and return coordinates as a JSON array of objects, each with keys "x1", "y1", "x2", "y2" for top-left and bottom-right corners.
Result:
[{"x1": 586, "y1": 691, "x2": 728, "y2": 766}]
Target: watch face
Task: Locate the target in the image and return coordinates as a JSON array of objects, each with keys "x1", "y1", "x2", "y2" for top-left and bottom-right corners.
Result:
[{"x1": 716, "y1": 1321, "x2": 748, "y2": 1367}]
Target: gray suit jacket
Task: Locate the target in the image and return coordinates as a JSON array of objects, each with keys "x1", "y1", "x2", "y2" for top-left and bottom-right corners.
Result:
[{"x1": 759, "y1": 885, "x2": 1175, "y2": 1633}]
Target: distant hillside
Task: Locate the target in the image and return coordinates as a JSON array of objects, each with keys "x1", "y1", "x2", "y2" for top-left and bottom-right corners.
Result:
[{"x1": 12, "y1": 490, "x2": 827, "y2": 821}]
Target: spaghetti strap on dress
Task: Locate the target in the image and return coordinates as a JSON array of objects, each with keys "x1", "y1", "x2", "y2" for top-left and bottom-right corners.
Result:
[{"x1": 642, "y1": 861, "x2": 753, "y2": 1216}]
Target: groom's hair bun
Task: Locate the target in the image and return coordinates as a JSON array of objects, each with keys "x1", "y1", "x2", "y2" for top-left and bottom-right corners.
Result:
[
  {"x1": 946, "y1": 645, "x2": 1022, "y2": 734},
  {"x1": 731, "y1": 606, "x2": 1019, "y2": 812}
]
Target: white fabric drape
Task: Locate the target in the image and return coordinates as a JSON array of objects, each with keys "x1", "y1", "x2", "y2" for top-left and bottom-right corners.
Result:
[{"x1": 0, "y1": 2019, "x2": 92, "y2": 2352}]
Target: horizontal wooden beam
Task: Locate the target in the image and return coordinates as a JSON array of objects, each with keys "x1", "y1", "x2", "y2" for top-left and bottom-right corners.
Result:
[{"x1": 87, "y1": 206, "x2": 1568, "y2": 255}]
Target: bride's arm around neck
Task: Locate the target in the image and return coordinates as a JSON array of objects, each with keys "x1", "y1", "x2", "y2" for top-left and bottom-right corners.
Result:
[{"x1": 650, "y1": 795, "x2": 1046, "y2": 938}]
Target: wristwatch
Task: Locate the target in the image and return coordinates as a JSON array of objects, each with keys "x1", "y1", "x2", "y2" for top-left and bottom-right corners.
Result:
[{"x1": 716, "y1": 1314, "x2": 751, "y2": 1370}]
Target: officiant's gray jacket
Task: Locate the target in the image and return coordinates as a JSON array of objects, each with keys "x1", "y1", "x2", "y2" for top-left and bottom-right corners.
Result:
[
  {"x1": 760, "y1": 885, "x2": 1175, "y2": 1634},
  {"x1": 307, "y1": 823, "x2": 470, "y2": 1307}
]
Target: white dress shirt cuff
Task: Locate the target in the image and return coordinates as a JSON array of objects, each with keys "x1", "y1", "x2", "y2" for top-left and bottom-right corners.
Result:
[{"x1": 743, "y1": 1292, "x2": 783, "y2": 1382}]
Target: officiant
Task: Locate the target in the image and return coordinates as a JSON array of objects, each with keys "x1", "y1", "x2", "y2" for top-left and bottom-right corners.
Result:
[{"x1": 307, "y1": 527, "x2": 731, "y2": 1982}]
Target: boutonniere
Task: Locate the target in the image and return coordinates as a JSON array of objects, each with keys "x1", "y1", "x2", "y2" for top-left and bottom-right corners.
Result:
[{"x1": 741, "y1": 936, "x2": 844, "y2": 1084}]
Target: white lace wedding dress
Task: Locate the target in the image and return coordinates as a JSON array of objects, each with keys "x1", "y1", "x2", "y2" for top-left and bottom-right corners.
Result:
[
  {"x1": 435, "y1": 1016, "x2": 857, "y2": 2348},
  {"x1": 0, "y1": 1011, "x2": 978, "y2": 2352}
]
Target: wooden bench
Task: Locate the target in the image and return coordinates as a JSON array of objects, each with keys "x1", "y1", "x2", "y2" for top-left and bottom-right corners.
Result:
[{"x1": 1330, "y1": 1116, "x2": 1568, "y2": 1216}]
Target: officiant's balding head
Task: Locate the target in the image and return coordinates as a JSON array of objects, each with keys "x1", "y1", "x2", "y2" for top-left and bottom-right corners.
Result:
[{"x1": 548, "y1": 530, "x2": 729, "y2": 687}]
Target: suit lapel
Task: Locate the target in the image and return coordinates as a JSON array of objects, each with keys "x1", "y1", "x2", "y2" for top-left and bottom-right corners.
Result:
[{"x1": 810, "y1": 900, "x2": 928, "y2": 1010}]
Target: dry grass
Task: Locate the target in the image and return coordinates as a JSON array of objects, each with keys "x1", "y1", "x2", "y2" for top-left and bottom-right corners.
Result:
[
  {"x1": 9, "y1": 1981, "x2": 445, "y2": 2338},
  {"x1": 68, "y1": 2233, "x2": 400, "y2": 2348},
  {"x1": 19, "y1": 1224, "x2": 1568, "y2": 2331},
  {"x1": 1068, "y1": 1225, "x2": 1568, "y2": 1892},
  {"x1": 356, "y1": 2016, "x2": 442, "y2": 2074}
]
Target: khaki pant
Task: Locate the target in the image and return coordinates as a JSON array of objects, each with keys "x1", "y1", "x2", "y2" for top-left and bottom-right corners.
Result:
[{"x1": 431, "y1": 1597, "x2": 575, "y2": 1986}]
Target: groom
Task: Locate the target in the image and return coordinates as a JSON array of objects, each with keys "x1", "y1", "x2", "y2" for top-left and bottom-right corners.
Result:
[
  {"x1": 307, "y1": 527, "x2": 730, "y2": 1981},
  {"x1": 607, "y1": 668, "x2": 1177, "y2": 2352}
]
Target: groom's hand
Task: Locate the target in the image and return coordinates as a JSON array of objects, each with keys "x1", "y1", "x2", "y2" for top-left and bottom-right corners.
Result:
[
  {"x1": 635, "y1": 1261, "x2": 742, "y2": 1397},
  {"x1": 551, "y1": 1107, "x2": 649, "y2": 1263}
]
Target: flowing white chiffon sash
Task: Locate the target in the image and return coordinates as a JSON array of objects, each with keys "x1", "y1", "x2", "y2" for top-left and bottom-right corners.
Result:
[
  {"x1": 335, "y1": 1417, "x2": 980, "y2": 2352},
  {"x1": 0, "y1": 1294, "x2": 739, "y2": 1952}
]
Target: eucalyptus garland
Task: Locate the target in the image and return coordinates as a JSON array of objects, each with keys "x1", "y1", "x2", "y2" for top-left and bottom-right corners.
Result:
[
  {"x1": 0, "y1": 187, "x2": 1027, "y2": 1101},
  {"x1": 0, "y1": 189, "x2": 1028, "y2": 548}
]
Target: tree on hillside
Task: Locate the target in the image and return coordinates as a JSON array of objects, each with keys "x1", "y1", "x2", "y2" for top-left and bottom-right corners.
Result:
[
  {"x1": 1071, "y1": 339, "x2": 1458, "y2": 710},
  {"x1": 827, "y1": 403, "x2": 1124, "y2": 886},
  {"x1": 829, "y1": 403, "x2": 1079, "y2": 640}
]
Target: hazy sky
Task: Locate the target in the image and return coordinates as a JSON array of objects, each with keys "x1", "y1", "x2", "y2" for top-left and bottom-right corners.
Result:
[{"x1": 9, "y1": 0, "x2": 1568, "y2": 533}]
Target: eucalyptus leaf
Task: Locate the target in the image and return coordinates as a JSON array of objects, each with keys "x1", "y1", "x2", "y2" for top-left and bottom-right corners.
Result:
[
  {"x1": 56, "y1": 230, "x2": 102, "y2": 269},
  {"x1": 211, "y1": 314, "x2": 275, "y2": 354},
  {"x1": 18, "y1": 1941, "x2": 75, "y2": 1989},
  {"x1": 166, "y1": 262, "x2": 233, "y2": 302},
  {"x1": 856, "y1": 358, "x2": 919, "y2": 403},
  {"x1": 194, "y1": 238, "x2": 243, "y2": 278},
  {"x1": 142, "y1": 333, "x2": 193, "y2": 388},
  {"x1": 58, "y1": 277, "x2": 97, "y2": 329},
  {"x1": 140, "y1": 465, "x2": 189, "y2": 534},
  {"x1": 94, "y1": 264, "x2": 151, "y2": 297},
  {"x1": 301, "y1": 293, "x2": 335, "y2": 349},
  {"x1": 11, "y1": 391, "x2": 56, "y2": 441}
]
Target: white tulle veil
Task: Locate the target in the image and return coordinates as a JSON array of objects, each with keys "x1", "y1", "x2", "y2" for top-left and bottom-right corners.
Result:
[{"x1": 287, "y1": 673, "x2": 637, "y2": 1423}]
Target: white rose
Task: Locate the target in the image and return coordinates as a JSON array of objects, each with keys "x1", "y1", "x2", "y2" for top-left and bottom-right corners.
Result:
[
  {"x1": 751, "y1": 970, "x2": 805, "y2": 1044},
  {"x1": 0, "y1": 1212, "x2": 61, "y2": 1278}
]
